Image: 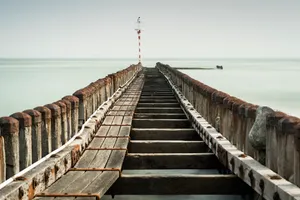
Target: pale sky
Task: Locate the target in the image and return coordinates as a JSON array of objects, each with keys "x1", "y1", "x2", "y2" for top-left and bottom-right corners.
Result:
[{"x1": 0, "y1": 0, "x2": 299, "y2": 58}]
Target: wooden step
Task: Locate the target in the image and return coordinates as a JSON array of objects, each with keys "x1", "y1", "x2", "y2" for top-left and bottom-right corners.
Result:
[
  {"x1": 141, "y1": 92, "x2": 174, "y2": 96},
  {"x1": 128, "y1": 140, "x2": 208, "y2": 153},
  {"x1": 123, "y1": 153, "x2": 221, "y2": 169},
  {"x1": 130, "y1": 128, "x2": 200, "y2": 140},
  {"x1": 137, "y1": 103, "x2": 179, "y2": 107},
  {"x1": 140, "y1": 96, "x2": 176, "y2": 99},
  {"x1": 132, "y1": 119, "x2": 191, "y2": 128},
  {"x1": 135, "y1": 107, "x2": 183, "y2": 113},
  {"x1": 106, "y1": 174, "x2": 251, "y2": 195},
  {"x1": 134, "y1": 113, "x2": 187, "y2": 119},
  {"x1": 138, "y1": 99, "x2": 178, "y2": 103}
]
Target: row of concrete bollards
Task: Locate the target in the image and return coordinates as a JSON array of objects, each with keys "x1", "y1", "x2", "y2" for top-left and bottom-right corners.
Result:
[
  {"x1": 0, "y1": 64, "x2": 141, "y2": 183},
  {"x1": 156, "y1": 62, "x2": 300, "y2": 188}
]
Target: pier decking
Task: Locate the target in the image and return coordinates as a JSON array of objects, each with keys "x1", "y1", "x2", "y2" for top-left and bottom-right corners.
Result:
[{"x1": 1, "y1": 65, "x2": 300, "y2": 200}]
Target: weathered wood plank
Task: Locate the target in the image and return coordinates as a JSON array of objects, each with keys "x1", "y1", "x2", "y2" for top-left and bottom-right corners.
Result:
[
  {"x1": 128, "y1": 140, "x2": 208, "y2": 153},
  {"x1": 74, "y1": 94, "x2": 136, "y2": 200},
  {"x1": 134, "y1": 113, "x2": 187, "y2": 119},
  {"x1": 130, "y1": 128, "x2": 201, "y2": 140},
  {"x1": 139, "y1": 99, "x2": 178, "y2": 103},
  {"x1": 123, "y1": 153, "x2": 222, "y2": 169},
  {"x1": 132, "y1": 119, "x2": 191, "y2": 128},
  {"x1": 135, "y1": 108, "x2": 183, "y2": 113},
  {"x1": 140, "y1": 96, "x2": 175, "y2": 99},
  {"x1": 106, "y1": 174, "x2": 252, "y2": 195}
]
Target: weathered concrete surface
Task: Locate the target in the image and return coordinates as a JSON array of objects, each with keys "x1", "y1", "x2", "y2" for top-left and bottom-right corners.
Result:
[
  {"x1": 23, "y1": 109, "x2": 42, "y2": 163},
  {"x1": 10, "y1": 112, "x2": 33, "y2": 170},
  {"x1": 44, "y1": 104, "x2": 62, "y2": 150},
  {"x1": 248, "y1": 106, "x2": 275, "y2": 164},
  {"x1": 54, "y1": 101, "x2": 68, "y2": 145},
  {"x1": 0, "y1": 136, "x2": 5, "y2": 183},
  {"x1": 62, "y1": 95, "x2": 79, "y2": 138},
  {"x1": 0, "y1": 117, "x2": 19, "y2": 179},
  {"x1": 34, "y1": 106, "x2": 51, "y2": 157}
]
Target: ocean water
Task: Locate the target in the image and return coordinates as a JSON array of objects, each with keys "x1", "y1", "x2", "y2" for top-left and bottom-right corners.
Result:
[{"x1": 0, "y1": 58, "x2": 300, "y2": 117}]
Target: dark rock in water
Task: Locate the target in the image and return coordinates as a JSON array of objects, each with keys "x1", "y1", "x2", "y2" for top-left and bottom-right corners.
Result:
[{"x1": 216, "y1": 65, "x2": 223, "y2": 69}]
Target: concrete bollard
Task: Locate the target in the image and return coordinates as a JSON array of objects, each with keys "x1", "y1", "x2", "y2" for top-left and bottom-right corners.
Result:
[
  {"x1": 0, "y1": 117, "x2": 19, "y2": 179},
  {"x1": 96, "y1": 79, "x2": 106, "y2": 104},
  {"x1": 60, "y1": 99, "x2": 72, "y2": 140},
  {"x1": 23, "y1": 109, "x2": 42, "y2": 163},
  {"x1": 87, "y1": 83, "x2": 97, "y2": 113},
  {"x1": 0, "y1": 136, "x2": 5, "y2": 183},
  {"x1": 45, "y1": 104, "x2": 62, "y2": 150},
  {"x1": 34, "y1": 106, "x2": 52, "y2": 156},
  {"x1": 10, "y1": 112, "x2": 32, "y2": 170},
  {"x1": 54, "y1": 101, "x2": 68, "y2": 144},
  {"x1": 105, "y1": 76, "x2": 112, "y2": 100},
  {"x1": 73, "y1": 89, "x2": 89, "y2": 127},
  {"x1": 62, "y1": 95, "x2": 79, "y2": 137}
]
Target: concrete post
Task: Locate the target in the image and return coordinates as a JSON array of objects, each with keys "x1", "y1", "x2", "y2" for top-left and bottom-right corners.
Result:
[
  {"x1": 60, "y1": 99, "x2": 72, "y2": 140},
  {"x1": 105, "y1": 76, "x2": 112, "y2": 100},
  {"x1": 54, "y1": 101, "x2": 68, "y2": 145},
  {"x1": 10, "y1": 112, "x2": 32, "y2": 170},
  {"x1": 23, "y1": 109, "x2": 42, "y2": 163},
  {"x1": 34, "y1": 106, "x2": 52, "y2": 156},
  {"x1": 97, "y1": 79, "x2": 106, "y2": 104},
  {"x1": 0, "y1": 117, "x2": 19, "y2": 179},
  {"x1": 0, "y1": 136, "x2": 5, "y2": 183},
  {"x1": 294, "y1": 124, "x2": 300, "y2": 186},
  {"x1": 45, "y1": 104, "x2": 62, "y2": 150},
  {"x1": 87, "y1": 83, "x2": 97, "y2": 113},
  {"x1": 82, "y1": 87, "x2": 92, "y2": 119},
  {"x1": 73, "y1": 89, "x2": 88, "y2": 127},
  {"x1": 62, "y1": 95, "x2": 79, "y2": 137}
]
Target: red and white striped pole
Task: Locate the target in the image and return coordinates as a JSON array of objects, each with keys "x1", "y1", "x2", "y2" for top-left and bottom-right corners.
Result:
[{"x1": 135, "y1": 17, "x2": 142, "y2": 64}]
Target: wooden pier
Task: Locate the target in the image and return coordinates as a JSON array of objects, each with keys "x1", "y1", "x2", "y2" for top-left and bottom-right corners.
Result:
[{"x1": 1, "y1": 64, "x2": 300, "y2": 200}]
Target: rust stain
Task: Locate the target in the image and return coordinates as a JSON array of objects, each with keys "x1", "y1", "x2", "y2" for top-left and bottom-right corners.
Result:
[
  {"x1": 14, "y1": 176, "x2": 27, "y2": 181},
  {"x1": 27, "y1": 179, "x2": 37, "y2": 200},
  {"x1": 238, "y1": 154, "x2": 247, "y2": 158},
  {"x1": 269, "y1": 175, "x2": 281, "y2": 180},
  {"x1": 71, "y1": 144, "x2": 81, "y2": 167}
]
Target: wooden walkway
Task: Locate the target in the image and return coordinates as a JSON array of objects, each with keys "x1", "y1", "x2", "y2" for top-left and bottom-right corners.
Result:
[{"x1": 34, "y1": 68, "x2": 253, "y2": 199}]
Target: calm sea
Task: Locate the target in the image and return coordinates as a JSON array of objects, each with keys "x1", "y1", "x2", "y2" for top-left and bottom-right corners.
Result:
[{"x1": 0, "y1": 58, "x2": 299, "y2": 118}]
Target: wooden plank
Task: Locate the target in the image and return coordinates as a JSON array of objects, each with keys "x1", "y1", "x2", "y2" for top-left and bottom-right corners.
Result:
[
  {"x1": 130, "y1": 128, "x2": 201, "y2": 140},
  {"x1": 128, "y1": 140, "x2": 208, "y2": 153},
  {"x1": 140, "y1": 95, "x2": 175, "y2": 99},
  {"x1": 75, "y1": 107, "x2": 133, "y2": 200},
  {"x1": 134, "y1": 113, "x2": 186, "y2": 119},
  {"x1": 139, "y1": 99, "x2": 178, "y2": 103},
  {"x1": 132, "y1": 119, "x2": 191, "y2": 128},
  {"x1": 37, "y1": 118, "x2": 119, "y2": 199},
  {"x1": 135, "y1": 108, "x2": 183, "y2": 113},
  {"x1": 106, "y1": 174, "x2": 252, "y2": 195},
  {"x1": 123, "y1": 153, "x2": 222, "y2": 169},
  {"x1": 137, "y1": 103, "x2": 179, "y2": 107},
  {"x1": 141, "y1": 92, "x2": 174, "y2": 96}
]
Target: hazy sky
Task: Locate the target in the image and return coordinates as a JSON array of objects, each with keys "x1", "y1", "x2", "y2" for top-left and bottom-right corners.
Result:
[{"x1": 0, "y1": 0, "x2": 299, "y2": 58}]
